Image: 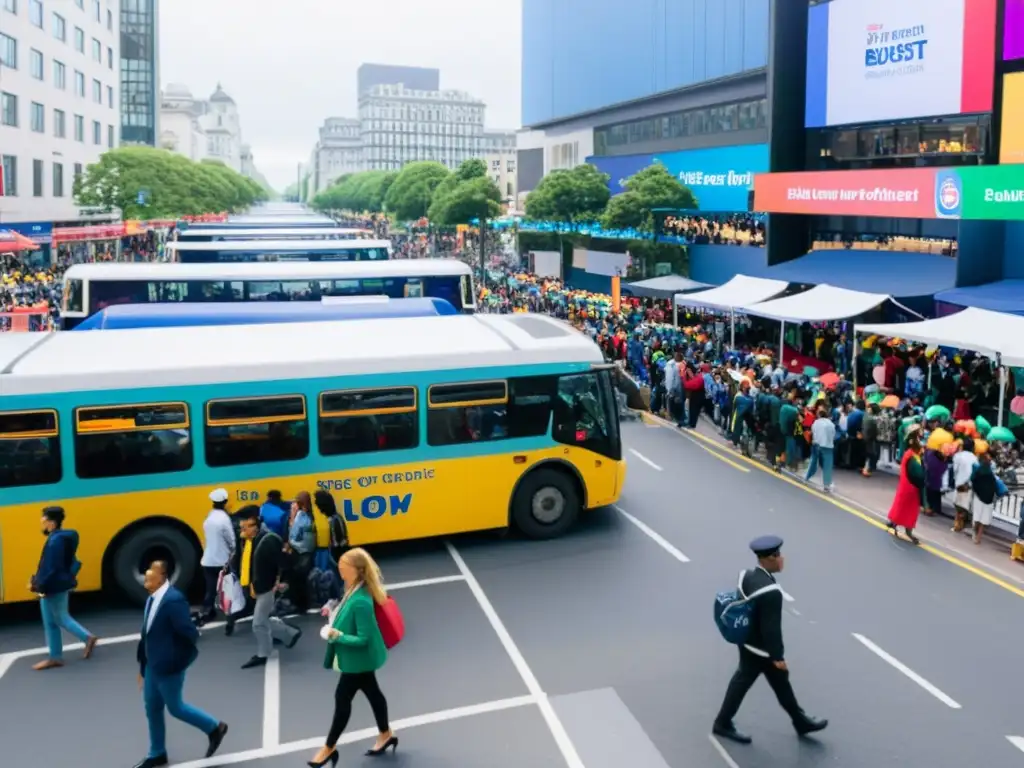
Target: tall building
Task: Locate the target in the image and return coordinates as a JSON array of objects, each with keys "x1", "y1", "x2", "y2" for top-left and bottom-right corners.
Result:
[
  {"x1": 0, "y1": 0, "x2": 122, "y2": 223},
  {"x1": 158, "y1": 84, "x2": 246, "y2": 173},
  {"x1": 482, "y1": 130, "x2": 518, "y2": 203},
  {"x1": 119, "y1": 0, "x2": 159, "y2": 145},
  {"x1": 310, "y1": 117, "x2": 362, "y2": 194},
  {"x1": 357, "y1": 63, "x2": 438, "y2": 95},
  {"x1": 358, "y1": 83, "x2": 485, "y2": 172}
]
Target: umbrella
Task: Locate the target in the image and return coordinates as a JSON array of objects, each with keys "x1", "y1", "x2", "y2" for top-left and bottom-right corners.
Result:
[
  {"x1": 881, "y1": 395, "x2": 900, "y2": 408},
  {"x1": 872, "y1": 365, "x2": 885, "y2": 387},
  {"x1": 987, "y1": 426, "x2": 1016, "y2": 443},
  {"x1": 0, "y1": 230, "x2": 40, "y2": 253},
  {"x1": 867, "y1": 392, "x2": 884, "y2": 405},
  {"x1": 974, "y1": 439, "x2": 989, "y2": 455},
  {"x1": 954, "y1": 419, "x2": 978, "y2": 438},
  {"x1": 1012, "y1": 395, "x2": 1024, "y2": 417},
  {"x1": 819, "y1": 372, "x2": 840, "y2": 389},
  {"x1": 941, "y1": 440, "x2": 962, "y2": 458},
  {"x1": 926, "y1": 428, "x2": 954, "y2": 451},
  {"x1": 975, "y1": 415, "x2": 992, "y2": 437},
  {"x1": 924, "y1": 405, "x2": 950, "y2": 422}
]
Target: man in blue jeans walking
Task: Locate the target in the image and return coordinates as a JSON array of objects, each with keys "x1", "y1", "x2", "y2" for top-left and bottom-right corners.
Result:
[
  {"x1": 805, "y1": 407, "x2": 837, "y2": 493},
  {"x1": 133, "y1": 560, "x2": 228, "y2": 768},
  {"x1": 30, "y1": 506, "x2": 98, "y2": 670}
]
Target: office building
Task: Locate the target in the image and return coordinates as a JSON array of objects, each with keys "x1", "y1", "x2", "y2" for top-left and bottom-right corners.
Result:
[
  {"x1": 357, "y1": 63, "x2": 438, "y2": 95},
  {"x1": 483, "y1": 130, "x2": 517, "y2": 202},
  {"x1": 310, "y1": 117, "x2": 362, "y2": 195},
  {"x1": 0, "y1": 0, "x2": 121, "y2": 223},
  {"x1": 120, "y1": 0, "x2": 159, "y2": 145}
]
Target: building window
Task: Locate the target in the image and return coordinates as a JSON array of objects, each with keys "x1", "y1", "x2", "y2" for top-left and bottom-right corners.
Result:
[
  {"x1": 74, "y1": 70, "x2": 84, "y2": 96},
  {"x1": 107, "y1": 46, "x2": 112, "y2": 69},
  {"x1": 29, "y1": 0, "x2": 41, "y2": 27},
  {"x1": 106, "y1": 85, "x2": 112, "y2": 107},
  {"x1": 52, "y1": 161, "x2": 63, "y2": 196},
  {"x1": 106, "y1": 8, "x2": 112, "y2": 30},
  {"x1": 73, "y1": 162, "x2": 82, "y2": 182},
  {"x1": 32, "y1": 158, "x2": 43, "y2": 197},
  {"x1": 52, "y1": 12, "x2": 66, "y2": 41},
  {"x1": 29, "y1": 48, "x2": 43, "y2": 80},
  {"x1": 91, "y1": 0, "x2": 99, "y2": 22},
  {"x1": 1, "y1": 155, "x2": 17, "y2": 196},
  {"x1": 74, "y1": 0, "x2": 83, "y2": 8},
  {"x1": 1, "y1": 92, "x2": 17, "y2": 127},
  {"x1": 91, "y1": 38, "x2": 100, "y2": 62},
  {"x1": 50, "y1": 60, "x2": 65, "y2": 90},
  {"x1": 91, "y1": 78, "x2": 100, "y2": 103},
  {"x1": 0, "y1": 33, "x2": 16, "y2": 69},
  {"x1": 30, "y1": 101, "x2": 44, "y2": 132},
  {"x1": 74, "y1": 27, "x2": 84, "y2": 53},
  {"x1": 107, "y1": 124, "x2": 113, "y2": 147},
  {"x1": 91, "y1": 119, "x2": 100, "y2": 144},
  {"x1": 74, "y1": 113, "x2": 83, "y2": 141},
  {"x1": 53, "y1": 108, "x2": 65, "y2": 138},
  {"x1": 2, "y1": 0, "x2": 16, "y2": 14}
]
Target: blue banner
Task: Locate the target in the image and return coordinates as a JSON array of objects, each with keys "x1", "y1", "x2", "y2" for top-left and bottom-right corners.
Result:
[
  {"x1": 3, "y1": 221, "x2": 53, "y2": 244},
  {"x1": 586, "y1": 143, "x2": 769, "y2": 213}
]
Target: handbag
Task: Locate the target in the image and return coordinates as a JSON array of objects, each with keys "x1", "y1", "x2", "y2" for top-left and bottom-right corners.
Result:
[{"x1": 374, "y1": 596, "x2": 405, "y2": 650}]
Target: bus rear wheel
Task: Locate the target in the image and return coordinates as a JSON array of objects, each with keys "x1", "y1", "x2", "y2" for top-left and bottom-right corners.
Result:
[
  {"x1": 109, "y1": 525, "x2": 198, "y2": 605},
  {"x1": 511, "y1": 468, "x2": 581, "y2": 539}
]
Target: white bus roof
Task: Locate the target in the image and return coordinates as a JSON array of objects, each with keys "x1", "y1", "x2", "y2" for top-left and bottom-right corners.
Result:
[
  {"x1": 0, "y1": 333, "x2": 49, "y2": 372},
  {"x1": 176, "y1": 228, "x2": 372, "y2": 238},
  {"x1": 62, "y1": 259, "x2": 471, "y2": 282},
  {"x1": 166, "y1": 239, "x2": 391, "y2": 252},
  {"x1": 1, "y1": 314, "x2": 604, "y2": 396}
]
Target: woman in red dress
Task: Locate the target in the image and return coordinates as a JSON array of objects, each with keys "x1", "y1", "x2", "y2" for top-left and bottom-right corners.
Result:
[{"x1": 887, "y1": 425, "x2": 925, "y2": 545}]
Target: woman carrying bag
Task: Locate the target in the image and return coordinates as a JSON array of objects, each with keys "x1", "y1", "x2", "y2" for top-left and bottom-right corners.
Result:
[{"x1": 307, "y1": 547, "x2": 397, "y2": 767}]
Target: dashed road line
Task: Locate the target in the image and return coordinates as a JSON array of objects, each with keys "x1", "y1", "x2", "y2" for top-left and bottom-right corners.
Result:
[
  {"x1": 613, "y1": 505, "x2": 691, "y2": 563},
  {"x1": 628, "y1": 448, "x2": 663, "y2": 471},
  {"x1": 708, "y1": 733, "x2": 742, "y2": 768},
  {"x1": 852, "y1": 633, "x2": 961, "y2": 709}
]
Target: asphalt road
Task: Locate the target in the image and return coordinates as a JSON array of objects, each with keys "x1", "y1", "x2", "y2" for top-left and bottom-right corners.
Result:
[{"x1": 1, "y1": 420, "x2": 1022, "y2": 767}]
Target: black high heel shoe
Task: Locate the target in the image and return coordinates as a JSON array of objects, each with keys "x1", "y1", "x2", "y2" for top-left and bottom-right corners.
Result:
[
  {"x1": 365, "y1": 736, "x2": 399, "y2": 757},
  {"x1": 306, "y1": 749, "x2": 339, "y2": 767}
]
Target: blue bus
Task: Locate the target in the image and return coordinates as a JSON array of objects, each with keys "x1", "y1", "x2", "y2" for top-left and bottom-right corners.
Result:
[
  {"x1": 166, "y1": 239, "x2": 392, "y2": 264},
  {"x1": 175, "y1": 227, "x2": 373, "y2": 244}
]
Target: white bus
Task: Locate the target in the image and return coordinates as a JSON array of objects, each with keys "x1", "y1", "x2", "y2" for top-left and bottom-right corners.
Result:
[
  {"x1": 61, "y1": 259, "x2": 476, "y2": 328},
  {"x1": 176, "y1": 227, "x2": 373, "y2": 244},
  {"x1": 167, "y1": 239, "x2": 392, "y2": 264}
]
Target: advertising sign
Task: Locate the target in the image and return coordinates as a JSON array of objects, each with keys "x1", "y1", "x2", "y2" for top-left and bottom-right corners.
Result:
[
  {"x1": 804, "y1": 0, "x2": 997, "y2": 128},
  {"x1": 1006, "y1": 0, "x2": 1024, "y2": 60},
  {"x1": 1000, "y1": 73, "x2": 1024, "y2": 164},
  {"x1": 754, "y1": 166, "x2": 1024, "y2": 221},
  {"x1": 586, "y1": 144, "x2": 769, "y2": 212}
]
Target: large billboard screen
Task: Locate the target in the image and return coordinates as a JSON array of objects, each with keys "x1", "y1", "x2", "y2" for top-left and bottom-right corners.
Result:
[
  {"x1": 804, "y1": 0, "x2": 997, "y2": 128},
  {"x1": 1007, "y1": 0, "x2": 1024, "y2": 60},
  {"x1": 586, "y1": 144, "x2": 769, "y2": 212},
  {"x1": 754, "y1": 166, "x2": 1024, "y2": 221},
  {"x1": 1001, "y1": 73, "x2": 1024, "y2": 164}
]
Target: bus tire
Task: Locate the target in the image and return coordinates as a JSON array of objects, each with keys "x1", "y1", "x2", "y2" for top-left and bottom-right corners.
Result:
[
  {"x1": 109, "y1": 525, "x2": 198, "y2": 605},
  {"x1": 511, "y1": 467, "x2": 581, "y2": 539}
]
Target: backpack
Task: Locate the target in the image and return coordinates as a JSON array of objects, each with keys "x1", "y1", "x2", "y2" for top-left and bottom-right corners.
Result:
[
  {"x1": 307, "y1": 567, "x2": 341, "y2": 606},
  {"x1": 713, "y1": 570, "x2": 780, "y2": 646}
]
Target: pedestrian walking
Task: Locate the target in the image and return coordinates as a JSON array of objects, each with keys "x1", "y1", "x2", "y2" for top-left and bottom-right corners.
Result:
[
  {"x1": 197, "y1": 488, "x2": 234, "y2": 624},
  {"x1": 804, "y1": 407, "x2": 836, "y2": 492},
  {"x1": 713, "y1": 536, "x2": 827, "y2": 745},
  {"x1": 133, "y1": 560, "x2": 228, "y2": 768},
  {"x1": 307, "y1": 548, "x2": 397, "y2": 767},
  {"x1": 887, "y1": 425, "x2": 925, "y2": 545},
  {"x1": 30, "y1": 505, "x2": 98, "y2": 670}
]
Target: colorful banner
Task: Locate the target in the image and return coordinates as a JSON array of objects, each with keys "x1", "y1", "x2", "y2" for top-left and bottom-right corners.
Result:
[
  {"x1": 1006, "y1": 0, "x2": 1024, "y2": 60},
  {"x1": 1001, "y1": 73, "x2": 1024, "y2": 164},
  {"x1": 586, "y1": 144, "x2": 768, "y2": 211},
  {"x1": 804, "y1": 0, "x2": 997, "y2": 127},
  {"x1": 52, "y1": 224, "x2": 126, "y2": 243},
  {"x1": 754, "y1": 165, "x2": 1024, "y2": 221}
]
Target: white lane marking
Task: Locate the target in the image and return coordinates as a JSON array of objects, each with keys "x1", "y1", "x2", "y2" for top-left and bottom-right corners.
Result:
[
  {"x1": 852, "y1": 633, "x2": 961, "y2": 709},
  {"x1": 1006, "y1": 736, "x2": 1024, "y2": 754},
  {"x1": 613, "y1": 505, "x2": 691, "y2": 563},
  {"x1": 708, "y1": 733, "x2": 742, "y2": 768},
  {"x1": 628, "y1": 448, "x2": 663, "y2": 471},
  {"x1": 172, "y1": 694, "x2": 537, "y2": 768},
  {"x1": 446, "y1": 541, "x2": 585, "y2": 768},
  {"x1": 262, "y1": 650, "x2": 280, "y2": 749},
  {"x1": 0, "y1": 574, "x2": 466, "y2": 665}
]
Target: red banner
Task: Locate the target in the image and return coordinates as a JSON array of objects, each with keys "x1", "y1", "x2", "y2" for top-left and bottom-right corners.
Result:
[
  {"x1": 754, "y1": 168, "x2": 939, "y2": 218},
  {"x1": 181, "y1": 212, "x2": 228, "y2": 223},
  {"x1": 52, "y1": 224, "x2": 126, "y2": 243}
]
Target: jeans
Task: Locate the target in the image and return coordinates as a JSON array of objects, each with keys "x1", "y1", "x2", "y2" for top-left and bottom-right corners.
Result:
[
  {"x1": 201, "y1": 566, "x2": 221, "y2": 615},
  {"x1": 805, "y1": 445, "x2": 834, "y2": 487},
  {"x1": 40, "y1": 590, "x2": 90, "y2": 661},
  {"x1": 785, "y1": 436, "x2": 800, "y2": 468},
  {"x1": 252, "y1": 591, "x2": 299, "y2": 658},
  {"x1": 143, "y1": 669, "x2": 218, "y2": 758}
]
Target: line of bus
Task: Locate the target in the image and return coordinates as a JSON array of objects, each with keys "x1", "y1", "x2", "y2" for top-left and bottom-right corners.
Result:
[
  {"x1": 167, "y1": 239, "x2": 392, "y2": 264},
  {"x1": 60, "y1": 260, "x2": 477, "y2": 327},
  {"x1": 0, "y1": 313, "x2": 625, "y2": 604},
  {"x1": 176, "y1": 228, "x2": 373, "y2": 244},
  {"x1": 182, "y1": 216, "x2": 338, "y2": 231}
]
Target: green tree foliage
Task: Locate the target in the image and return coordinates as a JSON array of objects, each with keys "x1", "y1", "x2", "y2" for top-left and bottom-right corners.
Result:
[
  {"x1": 601, "y1": 163, "x2": 698, "y2": 233},
  {"x1": 383, "y1": 162, "x2": 451, "y2": 221},
  {"x1": 73, "y1": 146, "x2": 267, "y2": 218},
  {"x1": 311, "y1": 170, "x2": 398, "y2": 213},
  {"x1": 524, "y1": 164, "x2": 611, "y2": 224},
  {"x1": 427, "y1": 164, "x2": 501, "y2": 226}
]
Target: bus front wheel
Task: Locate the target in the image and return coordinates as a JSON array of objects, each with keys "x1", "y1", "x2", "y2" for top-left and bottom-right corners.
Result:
[
  {"x1": 511, "y1": 468, "x2": 581, "y2": 539},
  {"x1": 109, "y1": 525, "x2": 198, "y2": 605}
]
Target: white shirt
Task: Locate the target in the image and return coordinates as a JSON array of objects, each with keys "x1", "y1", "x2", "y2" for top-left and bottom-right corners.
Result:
[
  {"x1": 951, "y1": 451, "x2": 978, "y2": 489},
  {"x1": 200, "y1": 508, "x2": 235, "y2": 567},
  {"x1": 145, "y1": 580, "x2": 170, "y2": 633}
]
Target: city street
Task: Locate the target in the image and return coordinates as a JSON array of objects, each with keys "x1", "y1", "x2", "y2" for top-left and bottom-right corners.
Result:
[{"x1": 2, "y1": 421, "x2": 1024, "y2": 767}]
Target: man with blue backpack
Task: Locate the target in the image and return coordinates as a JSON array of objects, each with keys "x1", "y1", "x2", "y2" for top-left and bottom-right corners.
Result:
[{"x1": 712, "y1": 535, "x2": 827, "y2": 745}]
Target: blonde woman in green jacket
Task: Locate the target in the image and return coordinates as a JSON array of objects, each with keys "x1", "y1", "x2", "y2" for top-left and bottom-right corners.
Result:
[{"x1": 307, "y1": 547, "x2": 396, "y2": 767}]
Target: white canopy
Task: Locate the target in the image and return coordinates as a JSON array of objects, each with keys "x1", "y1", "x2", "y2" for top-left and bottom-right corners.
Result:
[
  {"x1": 674, "y1": 274, "x2": 788, "y2": 310},
  {"x1": 855, "y1": 307, "x2": 1024, "y2": 368},
  {"x1": 742, "y1": 284, "x2": 893, "y2": 323},
  {"x1": 627, "y1": 275, "x2": 709, "y2": 298}
]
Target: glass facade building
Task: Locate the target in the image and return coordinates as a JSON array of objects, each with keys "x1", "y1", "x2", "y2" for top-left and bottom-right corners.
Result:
[{"x1": 120, "y1": 0, "x2": 158, "y2": 145}]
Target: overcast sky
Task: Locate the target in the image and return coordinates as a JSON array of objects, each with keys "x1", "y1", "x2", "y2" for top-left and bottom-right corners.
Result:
[{"x1": 159, "y1": 0, "x2": 522, "y2": 190}]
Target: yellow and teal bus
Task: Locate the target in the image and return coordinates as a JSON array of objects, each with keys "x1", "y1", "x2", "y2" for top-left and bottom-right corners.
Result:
[{"x1": 0, "y1": 314, "x2": 625, "y2": 604}]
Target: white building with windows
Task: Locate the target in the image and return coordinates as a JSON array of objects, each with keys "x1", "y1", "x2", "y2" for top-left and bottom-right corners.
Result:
[
  {"x1": 310, "y1": 117, "x2": 362, "y2": 195},
  {"x1": 482, "y1": 130, "x2": 517, "y2": 202},
  {"x1": 157, "y1": 83, "x2": 248, "y2": 174},
  {"x1": 0, "y1": 0, "x2": 121, "y2": 223}
]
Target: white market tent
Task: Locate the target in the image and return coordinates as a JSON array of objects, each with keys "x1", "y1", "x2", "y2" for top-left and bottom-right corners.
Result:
[
  {"x1": 627, "y1": 275, "x2": 709, "y2": 298},
  {"x1": 673, "y1": 275, "x2": 789, "y2": 345},
  {"x1": 741, "y1": 284, "x2": 896, "y2": 323}
]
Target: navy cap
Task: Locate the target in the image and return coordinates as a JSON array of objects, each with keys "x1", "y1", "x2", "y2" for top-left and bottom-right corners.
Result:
[{"x1": 750, "y1": 535, "x2": 783, "y2": 558}]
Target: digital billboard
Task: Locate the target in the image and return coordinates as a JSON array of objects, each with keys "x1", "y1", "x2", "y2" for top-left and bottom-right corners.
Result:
[
  {"x1": 586, "y1": 144, "x2": 769, "y2": 212},
  {"x1": 754, "y1": 166, "x2": 1024, "y2": 221},
  {"x1": 804, "y1": 0, "x2": 997, "y2": 128},
  {"x1": 1000, "y1": 73, "x2": 1024, "y2": 164},
  {"x1": 1007, "y1": 0, "x2": 1024, "y2": 60}
]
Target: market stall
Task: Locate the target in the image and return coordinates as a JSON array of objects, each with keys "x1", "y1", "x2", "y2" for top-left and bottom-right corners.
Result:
[
  {"x1": 626, "y1": 275, "x2": 709, "y2": 299},
  {"x1": 673, "y1": 274, "x2": 789, "y2": 346}
]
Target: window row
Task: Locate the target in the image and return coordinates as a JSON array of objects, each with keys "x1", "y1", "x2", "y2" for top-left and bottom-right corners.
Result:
[
  {"x1": 0, "y1": 156, "x2": 86, "y2": 198},
  {"x1": 0, "y1": 374, "x2": 616, "y2": 487},
  {"x1": 21, "y1": 0, "x2": 112, "y2": 30},
  {"x1": 0, "y1": 93, "x2": 112, "y2": 145}
]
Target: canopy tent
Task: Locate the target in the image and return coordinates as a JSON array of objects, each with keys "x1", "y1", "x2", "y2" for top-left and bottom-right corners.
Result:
[
  {"x1": 740, "y1": 284, "x2": 897, "y2": 323},
  {"x1": 934, "y1": 280, "x2": 1024, "y2": 315},
  {"x1": 626, "y1": 274, "x2": 709, "y2": 299},
  {"x1": 763, "y1": 250, "x2": 956, "y2": 298},
  {"x1": 673, "y1": 274, "x2": 789, "y2": 348}
]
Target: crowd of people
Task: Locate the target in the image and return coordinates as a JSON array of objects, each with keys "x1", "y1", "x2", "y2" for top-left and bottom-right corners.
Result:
[{"x1": 660, "y1": 213, "x2": 766, "y2": 246}]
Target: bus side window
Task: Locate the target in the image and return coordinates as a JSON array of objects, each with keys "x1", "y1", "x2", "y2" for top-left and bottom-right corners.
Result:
[
  {"x1": 205, "y1": 395, "x2": 309, "y2": 467},
  {"x1": 74, "y1": 402, "x2": 193, "y2": 480},
  {"x1": 507, "y1": 376, "x2": 556, "y2": 438},
  {"x1": 319, "y1": 387, "x2": 418, "y2": 456},
  {"x1": 0, "y1": 409, "x2": 62, "y2": 488},
  {"x1": 427, "y1": 381, "x2": 508, "y2": 446},
  {"x1": 552, "y1": 373, "x2": 619, "y2": 459}
]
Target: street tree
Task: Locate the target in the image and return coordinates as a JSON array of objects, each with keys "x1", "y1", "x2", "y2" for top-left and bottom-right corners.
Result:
[
  {"x1": 601, "y1": 163, "x2": 697, "y2": 233},
  {"x1": 429, "y1": 160, "x2": 502, "y2": 283},
  {"x1": 524, "y1": 163, "x2": 611, "y2": 225},
  {"x1": 383, "y1": 162, "x2": 451, "y2": 221}
]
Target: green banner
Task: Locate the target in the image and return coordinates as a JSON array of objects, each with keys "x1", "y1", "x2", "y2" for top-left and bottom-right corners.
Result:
[{"x1": 960, "y1": 165, "x2": 1024, "y2": 221}]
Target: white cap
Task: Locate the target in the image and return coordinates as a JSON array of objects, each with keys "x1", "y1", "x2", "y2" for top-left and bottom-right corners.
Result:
[{"x1": 209, "y1": 488, "x2": 229, "y2": 503}]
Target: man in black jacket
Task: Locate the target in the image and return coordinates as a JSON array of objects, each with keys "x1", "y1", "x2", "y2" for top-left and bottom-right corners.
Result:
[{"x1": 713, "y1": 536, "x2": 828, "y2": 745}]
